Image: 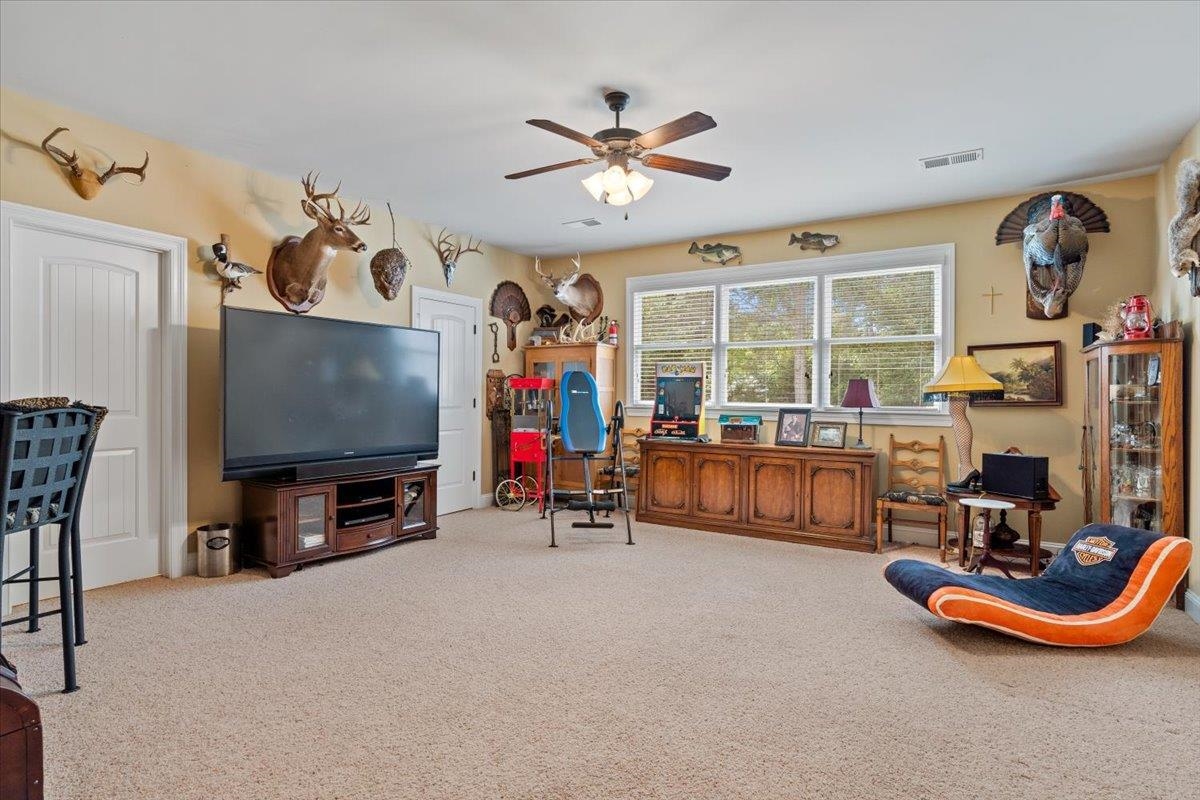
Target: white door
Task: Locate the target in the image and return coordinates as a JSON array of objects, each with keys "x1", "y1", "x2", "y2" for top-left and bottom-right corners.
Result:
[
  {"x1": 2, "y1": 226, "x2": 162, "y2": 597},
  {"x1": 412, "y1": 287, "x2": 481, "y2": 514}
]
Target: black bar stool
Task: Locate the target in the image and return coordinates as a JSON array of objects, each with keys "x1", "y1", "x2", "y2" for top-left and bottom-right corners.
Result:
[{"x1": 0, "y1": 403, "x2": 96, "y2": 693}]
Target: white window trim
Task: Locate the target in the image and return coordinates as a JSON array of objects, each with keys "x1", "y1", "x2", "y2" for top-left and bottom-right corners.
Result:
[{"x1": 625, "y1": 243, "x2": 954, "y2": 427}]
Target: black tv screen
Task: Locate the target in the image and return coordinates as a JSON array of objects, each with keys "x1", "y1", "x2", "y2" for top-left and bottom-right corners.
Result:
[{"x1": 221, "y1": 307, "x2": 439, "y2": 480}]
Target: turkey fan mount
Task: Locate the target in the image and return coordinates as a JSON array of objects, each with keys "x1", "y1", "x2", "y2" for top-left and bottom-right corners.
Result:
[
  {"x1": 995, "y1": 191, "x2": 1109, "y2": 320},
  {"x1": 489, "y1": 281, "x2": 531, "y2": 350}
]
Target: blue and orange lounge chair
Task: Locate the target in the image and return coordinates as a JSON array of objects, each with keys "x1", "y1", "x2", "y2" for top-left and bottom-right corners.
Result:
[{"x1": 884, "y1": 524, "x2": 1191, "y2": 647}]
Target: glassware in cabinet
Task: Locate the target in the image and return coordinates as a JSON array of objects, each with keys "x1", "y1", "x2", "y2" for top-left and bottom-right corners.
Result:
[{"x1": 1106, "y1": 350, "x2": 1164, "y2": 531}]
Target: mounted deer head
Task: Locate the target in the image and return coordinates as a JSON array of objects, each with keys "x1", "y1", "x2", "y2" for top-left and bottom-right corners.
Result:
[
  {"x1": 434, "y1": 228, "x2": 483, "y2": 286},
  {"x1": 266, "y1": 172, "x2": 370, "y2": 314},
  {"x1": 534, "y1": 254, "x2": 604, "y2": 324},
  {"x1": 41, "y1": 127, "x2": 149, "y2": 201}
]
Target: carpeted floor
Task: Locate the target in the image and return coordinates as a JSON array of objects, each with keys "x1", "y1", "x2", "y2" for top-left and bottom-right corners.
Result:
[{"x1": 5, "y1": 508, "x2": 1199, "y2": 800}]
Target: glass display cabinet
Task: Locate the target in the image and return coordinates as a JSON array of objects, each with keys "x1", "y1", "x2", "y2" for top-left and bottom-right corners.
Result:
[
  {"x1": 1081, "y1": 338, "x2": 1184, "y2": 605},
  {"x1": 524, "y1": 341, "x2": 617, "y2": 487}
]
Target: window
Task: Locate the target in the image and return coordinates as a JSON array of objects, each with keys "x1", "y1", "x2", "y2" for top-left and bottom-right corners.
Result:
[{"x1": 626, "y1": 244, "x2": 953, "y2": 425}]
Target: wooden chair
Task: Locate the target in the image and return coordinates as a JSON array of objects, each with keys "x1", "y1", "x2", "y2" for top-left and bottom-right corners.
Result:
[{"x1": 874, "y1": 435, "x2": 949, "y2": 560}]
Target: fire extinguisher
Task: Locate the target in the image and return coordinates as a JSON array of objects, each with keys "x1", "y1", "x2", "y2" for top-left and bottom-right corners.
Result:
[{"x1": 607, "y1": 319, "x2": 619, "y2": 346}]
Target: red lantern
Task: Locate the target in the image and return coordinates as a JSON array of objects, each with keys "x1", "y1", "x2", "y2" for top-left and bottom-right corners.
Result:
[
  {"x1": 607, "y1": 319, "x2": 619, "y2": 346},
  {"x1": 1120, "y1": 294, "x2": 1153, "y2": 340}
]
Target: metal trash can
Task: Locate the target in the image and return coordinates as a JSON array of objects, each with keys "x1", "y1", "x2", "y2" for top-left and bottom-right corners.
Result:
[{"x1": 196, "y1": 523, "x2": 239, "y2": 578}]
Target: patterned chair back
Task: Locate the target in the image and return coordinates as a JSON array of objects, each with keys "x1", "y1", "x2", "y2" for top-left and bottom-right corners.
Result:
[
  {"x1": 886, "y1": 435, "x2": 946, "y2": 496},
  {"x1": 1, "y1": 406, "x2": 96, "y2": 536}
]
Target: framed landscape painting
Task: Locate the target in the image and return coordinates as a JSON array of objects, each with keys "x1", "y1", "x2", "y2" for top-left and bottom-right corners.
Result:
[{"x1": 967, "y1": 340, "x2": 1063, "y2": 407}]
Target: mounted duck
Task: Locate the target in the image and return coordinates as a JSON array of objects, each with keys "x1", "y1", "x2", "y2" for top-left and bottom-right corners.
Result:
[{"x1": 995, "y1": 191, "x2": 1109, "y2": 319}]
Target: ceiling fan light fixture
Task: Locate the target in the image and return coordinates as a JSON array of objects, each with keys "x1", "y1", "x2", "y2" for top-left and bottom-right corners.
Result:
[
  {"x1": 605, "y1": 188, "x2": 633, "y2": 207},
  {"x1": 602, "y1": 164, "x2": 629, "y2": 194},
  {"x1": 581, "y1": 171, "x2": 605, "y2": 202},
  {"x1": 627, "y1": 170, "x2": 653, "y2": 201}
]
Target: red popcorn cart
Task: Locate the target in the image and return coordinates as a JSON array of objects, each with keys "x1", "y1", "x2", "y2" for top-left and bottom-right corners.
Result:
[{"x1": 496, "y1": 377, "x2": 554, "y2": 512}]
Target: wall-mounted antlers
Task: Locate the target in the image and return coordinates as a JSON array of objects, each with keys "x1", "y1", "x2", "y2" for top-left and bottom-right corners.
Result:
[
  {"x1": 434, "y1": 228, "x2": 483, "y2": 286},
  {"x1": 41, "y1": 127, "x2": 149, "y2": 201},
  {"x1": 534, "y1": 254, "x2": 604, "y2": 324},
  {"x1": 266, "y1": 172, "x2": 370, "y2": 314}
]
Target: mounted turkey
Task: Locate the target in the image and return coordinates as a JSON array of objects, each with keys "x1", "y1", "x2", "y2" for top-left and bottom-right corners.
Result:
[{"x1": 995, "y1": 191, "x2": 1109, "y2": 319}]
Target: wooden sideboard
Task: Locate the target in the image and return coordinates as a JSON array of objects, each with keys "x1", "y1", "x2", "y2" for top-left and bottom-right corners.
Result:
[{"x1": 637, "y1": 438, "x2": 878, "y2": 552}]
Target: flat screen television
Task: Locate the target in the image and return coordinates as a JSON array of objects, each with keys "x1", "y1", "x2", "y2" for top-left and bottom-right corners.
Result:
[{"x1": 221, "y1": 307, "x2": 439, "y2": 480}]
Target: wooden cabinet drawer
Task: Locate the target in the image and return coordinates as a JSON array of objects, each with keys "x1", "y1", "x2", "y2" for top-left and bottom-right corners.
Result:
[{"x1": 336, "y1": 520, "x2": 396, "y2": 553}]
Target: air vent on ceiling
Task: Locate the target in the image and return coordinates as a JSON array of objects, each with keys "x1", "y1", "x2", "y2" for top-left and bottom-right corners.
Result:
[
  {"x1": 920, "y1": 148, "x2": 984, "y2": 170},
  {"x1": 561, "y1": 217, "x2": 602, "y2": 229}
]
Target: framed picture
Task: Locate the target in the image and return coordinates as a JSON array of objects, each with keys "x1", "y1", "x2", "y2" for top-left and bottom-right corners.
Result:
[
  {"x1": 774, "y1": 408, "x2": 811, "y2": 446},
  {"x1": 810, "y1": 421, "x2": 847, "y2": 448},
  {"x1": 967, "y1": 340, "x2": 1063, "y2": 407}
]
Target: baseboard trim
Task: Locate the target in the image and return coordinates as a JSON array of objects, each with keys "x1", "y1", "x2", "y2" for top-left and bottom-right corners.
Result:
[
  {"x1": 477, "y1": 493, "x2": 494, "y2": 509},
  {"x1": 1186, "y1": 590, "x2": 1200, "y2": 624}
]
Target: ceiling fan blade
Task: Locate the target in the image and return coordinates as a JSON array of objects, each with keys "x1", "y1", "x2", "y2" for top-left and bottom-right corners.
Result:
[
  {"x1": 632, "y1": 112, "x2": 716, "y2": 150},
  {"x1": 640, "y1": 153, "x2": 731, "y2": 181},
  {"x1": 505, "y1": 158, "x2": 599, "y2": 180},
  {"x1": 526, "y1": 119, "x2": 604, "y2": 149}
]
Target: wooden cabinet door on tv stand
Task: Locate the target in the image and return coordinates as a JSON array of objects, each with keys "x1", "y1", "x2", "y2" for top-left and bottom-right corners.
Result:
[{"x1": 240, "y1": 465, "x2": 438, "y2": 578}]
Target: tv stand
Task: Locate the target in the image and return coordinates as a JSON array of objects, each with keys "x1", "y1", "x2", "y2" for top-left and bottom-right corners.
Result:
[{"x1": 240, "y1": 464, "x2": 438, "y2": 578}]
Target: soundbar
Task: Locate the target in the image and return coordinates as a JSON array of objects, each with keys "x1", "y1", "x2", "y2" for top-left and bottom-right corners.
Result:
[{"x1": 295, "y1": 453, "x2": 418, "y2": 481}]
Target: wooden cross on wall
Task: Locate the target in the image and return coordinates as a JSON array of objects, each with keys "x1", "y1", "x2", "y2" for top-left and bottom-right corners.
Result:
[{"x1": 982, "y1": 285, "x2": 1003, "y2": 315}]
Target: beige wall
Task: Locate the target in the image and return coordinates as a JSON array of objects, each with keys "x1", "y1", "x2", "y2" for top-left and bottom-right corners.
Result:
[
  {"x1": 0, "y1": 85, "x2": 1187, "y2": 571},
  {"x1": 1153, "y1": 119, "x2": 1200, "y2": 598},
  {"x1": 0, "y1": 87, "x2": 551, "y2": 540},
  {"x1": 541, "y1": 174, "x2": 1162, "y2": 545}
]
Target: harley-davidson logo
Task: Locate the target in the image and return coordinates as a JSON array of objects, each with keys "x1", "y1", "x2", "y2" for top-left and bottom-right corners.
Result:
[{"x1": 1072, "y1": 536, "x2": 1118, "y2": 566}]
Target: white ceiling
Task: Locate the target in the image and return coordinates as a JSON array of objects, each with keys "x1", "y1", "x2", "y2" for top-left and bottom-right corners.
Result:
[{"x1": 2, "y1": 1, "x2": 1198, "y2": 256}]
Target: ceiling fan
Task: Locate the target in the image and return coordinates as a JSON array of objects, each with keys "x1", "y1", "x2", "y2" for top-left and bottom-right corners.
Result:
[{"x1": 504, "y1": 89, "x2": 731, "y2": 207}]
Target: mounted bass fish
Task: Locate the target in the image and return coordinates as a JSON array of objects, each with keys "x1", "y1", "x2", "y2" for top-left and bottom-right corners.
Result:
[
  {"x1": 788, "y1": 231, "x2": 839, "y2": 253},
  {"x1": 688, "y1": 241, "x2": 742, "y2": 265},
  {"x1": 995, "y1": 191, "x2": 1109, "y2": 320}
]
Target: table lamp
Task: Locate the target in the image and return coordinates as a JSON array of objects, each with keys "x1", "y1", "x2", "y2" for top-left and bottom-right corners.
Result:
[
  {"x1": 923, "y1": 355, "x2": 1003, "y2": 488},
  {"x1": 840, "y1": 378, "x2": 879, "y2": 450}
]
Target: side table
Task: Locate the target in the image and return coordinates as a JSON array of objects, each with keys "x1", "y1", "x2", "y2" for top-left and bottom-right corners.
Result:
[{"x1": 959, "y1": 498, "x2": 1017, "y2": 578}]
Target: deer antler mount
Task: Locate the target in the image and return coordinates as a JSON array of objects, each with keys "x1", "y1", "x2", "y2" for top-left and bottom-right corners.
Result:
[
  {"x1": 41, "y1": 127, "x2": 149, "y2": 201},
  {"x1": 534, "y1": 254, "x2": 604, "y2": 324},
  {"x1": 266, "y1": 172, "x2": 370, "y2": 314},
  {"x1": 434, "y1": 228, "x2": 483, "y2": 286}
]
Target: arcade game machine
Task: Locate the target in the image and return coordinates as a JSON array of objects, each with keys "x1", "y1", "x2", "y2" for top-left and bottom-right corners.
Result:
[{"x1": 649, "y1": 362, "x2": 707, "y2": 441}]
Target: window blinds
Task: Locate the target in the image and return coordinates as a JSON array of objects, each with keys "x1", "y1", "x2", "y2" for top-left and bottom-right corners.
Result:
[{"x1": 630, "y1": 261, "x2": 942, "y2": 410}]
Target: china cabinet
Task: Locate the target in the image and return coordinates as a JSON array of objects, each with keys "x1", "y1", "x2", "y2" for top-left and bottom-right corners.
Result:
[
  {"x1": 524, "y1": 341, "x2": 616, "y2": 487},
  {"x1": 1081, "y1": 338, "x2": 1184, "y2": 604}
]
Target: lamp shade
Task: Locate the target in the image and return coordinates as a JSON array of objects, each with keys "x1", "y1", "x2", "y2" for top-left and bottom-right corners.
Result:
[
  {"x1": 840, "y1": 378, "x2": 880, "y2": 409},
  {"x1": 923, "y1": 355, "x2": 1004, "y2": 400},
  {"x1": 581, "y1": 171, "x2": 605, "y2": 202}
]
